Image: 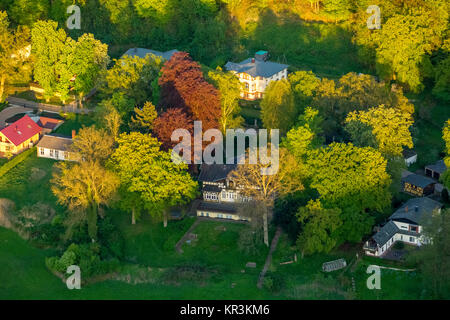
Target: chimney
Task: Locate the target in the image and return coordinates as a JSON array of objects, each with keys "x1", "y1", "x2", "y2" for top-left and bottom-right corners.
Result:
[
  {"x1": 72, "y1": 130, "x2": 76, "y2": 139},
  {"x1": 405, "y1": 206, "x2": 408, "y2": 212},
  {"x1": 251, "y1": 58, "x2": 255, "y2": 63}
]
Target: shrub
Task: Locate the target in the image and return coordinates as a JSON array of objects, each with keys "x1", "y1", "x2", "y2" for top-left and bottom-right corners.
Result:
[
  {"x1": 46, "y1": 242, "x2": 120, "y2": 279},
  {"x1": 0, "y1": 147, "x2": 35, "y2": 178},
  {"x1": 394, "y1": 241, "x2": 405, "y2": 250}
]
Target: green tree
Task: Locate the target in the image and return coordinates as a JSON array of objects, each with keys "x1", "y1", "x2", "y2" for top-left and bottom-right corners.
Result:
[
  {"x1": 208, "y1": 67, "x2": 243, "y2": 133},
  {"x1": 70, "y1": 33, "x2": 109, "y2": 106},
  {"x1": 261, "y1": 79, "x2": 297, "y2": 134},
  {"x1": 296, "y1": 199, "x2": 342, "y2": 256},
  {"x1": 0, "y1": 11, "x2": 31, "y2": 102},
  {"x1": 307, "y1": 142, "x2": 391, "y2": 243},
  {"x1": 104, "y1": 54, "x2": 163, "y2": 106},
  {"x1": 31, "y1": 20, "x2": 67, "y2": 101},
  {"x1": 71, "y1": 126, "x2": 115, "y2": 163},
  {"x1": 130, "y1": 101, "x2": 158, "y2": 133},
  {"x1": 346, "y1": 105, "x2": 414, "y2": 157},
  {"x1": 52, "y1": 160, "x2": 119, "y2": 240},
  {"x1": 109, "y1": 132, "x2": 198, "y2": 227},
  {"x1": 410, "y1": 208, "x2": 450, "y2": 298}
]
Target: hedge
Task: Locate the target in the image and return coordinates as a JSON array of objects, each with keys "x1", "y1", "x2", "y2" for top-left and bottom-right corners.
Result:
[{"x1": 0, "y1": 147, "x2": 36, "y2": 178}]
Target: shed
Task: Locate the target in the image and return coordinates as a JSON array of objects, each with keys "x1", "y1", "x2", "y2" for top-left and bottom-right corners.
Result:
[{"x1": 322, "y1": 259, "x2": 347, "y2": 272}]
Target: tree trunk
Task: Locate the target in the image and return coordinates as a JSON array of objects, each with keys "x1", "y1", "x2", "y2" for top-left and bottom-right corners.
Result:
[
  {"x1": 0, "y1": 74, "x2": 6, "y2": 103},
  {"x1": 263, "y1": 207, "x2": 269, "y2": 247},
  {"x1": 79, "y1": 93, "x2": 84, "y2": 108},
  {"x1": 131, "y1": 207, "x2": 136, "y2": 225},
  {"x1": 163, "y1": 211, "x2": 168, "y2": 228}
]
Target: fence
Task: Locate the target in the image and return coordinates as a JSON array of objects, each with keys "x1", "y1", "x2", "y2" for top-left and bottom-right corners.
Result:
[{"x1": 6, "y1": 96, "x2": 92, "y2": 115}]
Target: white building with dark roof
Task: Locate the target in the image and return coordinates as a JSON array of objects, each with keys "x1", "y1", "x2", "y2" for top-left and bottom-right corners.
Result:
[
  {"x1": 196, "y1": 163, "x2": 252, "y2": 221},
  {"x1": 225, "y1": 51, "x2": 289, "y2": 100},
  {"x1": 36, "y1": 134, "x2": 77, "y2": 161},
  {"x1": 364, "y1": 197, "x2": 443, "y2": 257}
]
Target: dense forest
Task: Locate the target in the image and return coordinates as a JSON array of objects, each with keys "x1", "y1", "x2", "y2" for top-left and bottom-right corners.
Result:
[{"x1": 0, "y1": 0, "x2": 448, "y2": 100}]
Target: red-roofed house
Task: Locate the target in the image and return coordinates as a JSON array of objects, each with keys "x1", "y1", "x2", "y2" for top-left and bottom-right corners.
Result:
[{"x1": 0, "y1": 115, "x2": 42, "y2": 156}]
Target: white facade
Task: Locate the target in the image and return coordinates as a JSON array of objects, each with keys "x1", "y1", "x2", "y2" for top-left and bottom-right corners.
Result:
[
  {"x1": 235, "y1": 69, "x2": 288, "y2": 100},
  {"x1": 405, "y1": 154, "x2": 417, "y2": 166},
  {"x1": 37, "y1": 147, "x2": 71, "y2": 161}
]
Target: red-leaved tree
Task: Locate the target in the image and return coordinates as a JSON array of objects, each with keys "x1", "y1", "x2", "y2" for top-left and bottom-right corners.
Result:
[{"x1": 159, "y1": 52, "x2": 220, "y2": 130}]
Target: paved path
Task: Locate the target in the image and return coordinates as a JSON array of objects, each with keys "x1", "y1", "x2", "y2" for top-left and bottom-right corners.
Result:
[
  {"x1": 175, "y1": 218, "x2": 202, "y2": 254},
  {"x1": 257, "y1": 227, "x2": 282, "y2": 289},
  {"x1": 0, "y1": 106, "x2": 33, "y2": 128},
  {"x1": 6, "y1": 96, "x2": 91, "y2": 114}
]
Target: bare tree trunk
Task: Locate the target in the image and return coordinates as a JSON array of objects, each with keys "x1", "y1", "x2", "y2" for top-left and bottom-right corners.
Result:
[
  {"x1": 0, "y1": 74, "x2": 6, "y2": 103},
  {"x1": 131, "y1": 207, "x2": 136, "y2": 225},
  {"x1": 263, "y1": 207, "x2": 269, "y2": 247},
  {"x1": 163, "y1": 211, "x2": 168, "y2": 228}
]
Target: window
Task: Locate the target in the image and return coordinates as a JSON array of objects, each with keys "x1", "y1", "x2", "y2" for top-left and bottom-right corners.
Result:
[
  {"x1": 218, "y1": 214, "x2": 223, "y2": 218},
  {"x1": 55, "y1": 150, "x2": 59, "y2": 159},
  {"x1": 409, "y1": 237, "x2": 415, "y2": 243},
  {"x1": 49, "y1": 149, "x2": 54, "y2": 157},
  {"x1": 227, "y1": 215, "x2": 232, "y2": 219},
  {"x1": 40, "y1": 148, "x2": 44, "y2": 155},
  {"x1": 410, "y1": 225, "x2": 418, "y2": 232}
]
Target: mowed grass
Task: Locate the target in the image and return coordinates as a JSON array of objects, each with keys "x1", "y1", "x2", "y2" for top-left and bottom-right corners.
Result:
[
  {"x1": 54, "y1": 114, "x2": 96, "y2": 136},
  {"x1": 0, "y1": 152, "x2": 61, "y2": 212},
  {"x1": 353, "y1": 257, "x2": 424, "y2": 300},
  {"x1": 0, "y1": 227, "x2": 273, "y2": 299}
]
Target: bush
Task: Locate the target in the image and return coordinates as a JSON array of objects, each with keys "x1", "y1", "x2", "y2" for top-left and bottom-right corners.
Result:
[
  {"x1": 98, "y1": 216, "x2": 124, "y2": 259},
  {"x1": 0, "y1": 147, "x2": 35, "y2": 178},
  {"x1": 394, "y1": 241, "x2": 405, "y2": 250},
  {"x1": 46, "y1": 242, "x2": 120, "y2": 279}
]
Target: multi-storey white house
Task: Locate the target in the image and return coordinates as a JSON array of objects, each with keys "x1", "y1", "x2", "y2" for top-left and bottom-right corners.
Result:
[
  {"x1": 363, "y1": 197, "x2": 442, "y2": 257},
  {"x1": 197, "y1": 163, "x2": 252, "y2": 221},
  {"x1": 224, "y1": 51, "x2": 289, "y2": 100}
]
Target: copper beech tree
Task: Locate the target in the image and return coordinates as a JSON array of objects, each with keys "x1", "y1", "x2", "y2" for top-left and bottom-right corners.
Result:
[{"x1": 158, "y1": 51, "x2": 221, "y2": 130}]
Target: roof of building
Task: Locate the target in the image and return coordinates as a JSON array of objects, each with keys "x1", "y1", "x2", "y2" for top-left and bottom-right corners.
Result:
[
  {"x1": 390, "y1": 197, "x2": 442, "y2": 225},
  {"x1": 35, "y1": 117, "x2": 64, "y2": 131},
  {"x1": 122, "y1": 48, "x2": 178, "y2": 61},
  {"x1": 197, "y1": 201, "x2": 237, "y2": 214},
  {"x1": 224, "y1": 58, "x2": 288, "y2": 78},
  {"x1": 402, "y1": 173, "x2": 435, "y2": 188},
  {"x1": 402, "y1": 149, "x2": 417, "y2": 159},
  {"x1": 36, "y1": 134, "x2": 73, "y2": 151},
  {"x1": 425, "y1": 160, "x2": 447, "y2": 174},
  {"x1": 373, "y1": 220, "x2": 399, "y2": 247},
  {"x1": 0, "y1": 115, "x2": 42, "y2": 146},
  {"x1": 198, "y1": 163, "x2": 237, "y2": 182}
]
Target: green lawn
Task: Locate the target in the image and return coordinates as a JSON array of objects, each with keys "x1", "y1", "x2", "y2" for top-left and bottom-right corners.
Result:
[
  {"x1": 0, "y1": 153, "x2": 61, "y2": 212},
  {"x1": 54, "y1": 114, "x2": 96, "y2": 136}
]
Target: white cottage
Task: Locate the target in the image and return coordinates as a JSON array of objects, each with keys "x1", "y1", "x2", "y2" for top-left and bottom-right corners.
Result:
[
  {"x1": 364, "y1": 197, "x2": 442, "y2": 257},
  {"x1": 36, "y1": 134, "x2": 76, "y2": 161}
]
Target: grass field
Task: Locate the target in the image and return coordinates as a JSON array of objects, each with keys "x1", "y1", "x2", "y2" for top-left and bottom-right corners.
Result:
[{"x1": 0, "y1": 153, "x2": 61, "y2": 212}]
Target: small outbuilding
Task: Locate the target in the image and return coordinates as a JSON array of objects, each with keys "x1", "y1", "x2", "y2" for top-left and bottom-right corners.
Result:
[
  {"x1": 425, "y1": 160, "x2": 447, "y2": 180},
  {"x1": 401, "y1": 173, "x2": 436, "y2": 197},
  {"x1": 402, "y1": 149, "x2": 417, "y2": 167}
]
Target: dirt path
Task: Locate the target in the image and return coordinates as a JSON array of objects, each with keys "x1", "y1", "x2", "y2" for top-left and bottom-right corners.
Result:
[
  {"x1": 175, "y1": 218, "x2": 202, "y2": 254},
  {"x1": 257, "y1": 227, "x2": 282, "y2": 289}
]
